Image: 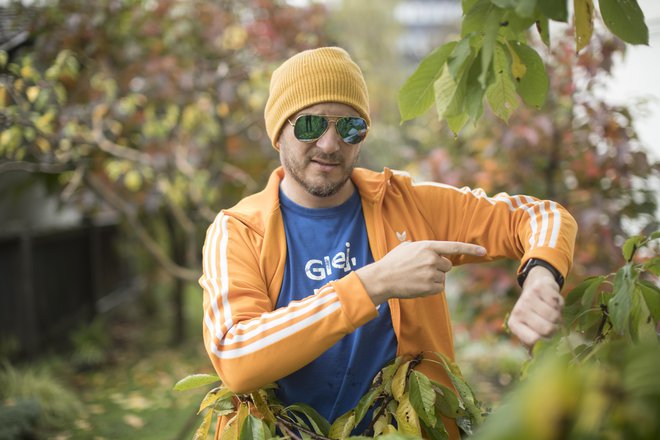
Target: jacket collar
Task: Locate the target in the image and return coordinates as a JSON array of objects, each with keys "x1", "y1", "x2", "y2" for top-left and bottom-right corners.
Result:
[{"x1": 224, "y1": 166, "x2": 390, "y2": 236}]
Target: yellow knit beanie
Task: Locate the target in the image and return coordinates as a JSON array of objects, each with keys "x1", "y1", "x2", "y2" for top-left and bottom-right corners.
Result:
[{"x1": 264, "y1": 47, "x2": 371, "y2": 149}]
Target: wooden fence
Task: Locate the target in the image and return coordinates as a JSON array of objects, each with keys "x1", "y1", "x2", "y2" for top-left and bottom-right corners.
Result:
[{"x1": 0, "y1": 222, "x2": 135, "y2": 356}]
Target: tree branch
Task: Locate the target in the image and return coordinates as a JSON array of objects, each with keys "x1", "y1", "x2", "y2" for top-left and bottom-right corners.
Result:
[
  {"x1": 0, "y1": 160, "x2": 72, "y2": 174},
  {"x1": 275, "y1": 415, "x2": 331, "y2": 440},
  {"x1": 84, "y1": 173, "x2": 200, "y2": 282},
  {"x1": 91, "y1": 108, "x2": 153, "y2": 165}
]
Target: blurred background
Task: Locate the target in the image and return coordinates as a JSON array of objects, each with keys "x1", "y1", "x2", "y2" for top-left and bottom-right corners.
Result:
[{"x1": 0, "y1": 0, "x2": 658, "y2": 438}]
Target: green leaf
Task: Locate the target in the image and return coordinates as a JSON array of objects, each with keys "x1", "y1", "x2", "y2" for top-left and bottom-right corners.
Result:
[
  {"x1": 408, "y1": 371, "x2": 437, "y2": 428},
  {"x1": 463, "y1": 0, "x2": 482, "y2": 13},
  {"x1": 435, "y1": 353, "x2": 483, "y2": 425},
  {"x1": 173, "y1": 373, "x2": 220, "y2": 391},
  {"x1": 581, "y1": 275, "x2": 607, "y2": 307},
  {"x1": 0, "y1": 51, "x2": 7, "y2": 69},
  {"x1": 643, "y1": 257, "x2": 660, "y2": 276},
  {"x1": 622, "y1": 235, "x2": 645, "y2": 261},
  {"x1": 398, "y1": 42, "x2": 457, "y2": 122},
  {"x1": 486, "y1": 44, "x2": 519, "y2": 122},
  {"x1": 328, "y1": 410, "x2": 356, "y2": 439},
  {"x1": 490, "y1": 0, "x2": 517, "y2": 8},
  {"x1": 479, "y1": 5, "x2": 504, "y2": 87},
  {"x1": 536, "y1": 16, "x2": 550, "y2": 46},
  {"x1": 447, "y1": 113, "x2": 470, "y2": 136},
  {"x1": 608, "y1": 266, "x2": 635, "y2": 334},
  {"x1": 538, "y1": 0, "x2": 569, "y2": 21},
  {"x1": 447, "y1": 37, "x2": 473, "y2": 78},
  {"x1": 465, "y1": 54, "x2": 486, "y2": 125},
  {"x1": 599, "y1": 0, "x2": 649, "y2": 44},
  {"x1": 239, "y1": 415, "x2": 268, "y2": 440},
  {"x1": 462, "y1": 0, "x2": 492, "y2": 36},
  {"x1": 510, "y1": 42, "x2": 549, "y2": 108},
  {"x1": 421, "y1": 418, "x2": 449, "y2": 440},
  {"x1": 515, "y1": 0, "x2": 538, "y2": 18},
  {"x1": 574, "y1": 0, "x2": 595, "y2": 53},
  {"x1": 285, "y1": 403, "x2": 331, "y2": 436},
  {"x1": 353, "y1": 386, "x2": 382, "y2": 426},
  {"x1": 434, "y1": 65, "x2": 460, "y2": 119},
  {"x1": 638, "y1": 280, "x2": 660, "y2": 323},
  {"x1": 431, "y1": 381, "x2": 463, "y2": 419}
]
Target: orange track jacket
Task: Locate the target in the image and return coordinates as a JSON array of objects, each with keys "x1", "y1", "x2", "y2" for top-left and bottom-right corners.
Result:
[{"x1": 200, "y1": 166, "x2": 577, "y2": 438}]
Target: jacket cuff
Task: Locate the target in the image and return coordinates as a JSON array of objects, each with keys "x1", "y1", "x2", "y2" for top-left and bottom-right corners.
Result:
[
  {"x1": 518, "y1": 247, "x2": 573, "y2": 281},
  {"x1": 331, "y1": 271, "x2": 378, "y2": 330}
]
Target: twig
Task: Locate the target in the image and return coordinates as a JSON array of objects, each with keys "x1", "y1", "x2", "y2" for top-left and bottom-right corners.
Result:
[
  {"x1": 363, "y1": 395, "x2": 391, "y2": 436},
  {"x1": 0, "y1": 160, "x2": 72, "y2": 174},
  {"x1": 85, "y1": 173, "x2": 200, "y2": 281},
  {"x1": 275, "y1": 414, "x2": 331, "y2": 440},
  {"x1": 276, "y1": 420, "x2": 303, "y2": 440},
  {"x1": 595, "y1": 304, "x2": 610, "y2": 343}
]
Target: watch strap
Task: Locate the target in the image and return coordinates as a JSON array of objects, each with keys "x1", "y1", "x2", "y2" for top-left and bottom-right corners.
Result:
[{"x1": 517, "y1": 258, "x2": 565, "y2": 289}]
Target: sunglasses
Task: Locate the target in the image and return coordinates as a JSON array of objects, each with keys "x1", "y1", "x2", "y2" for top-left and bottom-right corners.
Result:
[{"x1": 287, "y1": 114, "x2": 369, "y2": 145}]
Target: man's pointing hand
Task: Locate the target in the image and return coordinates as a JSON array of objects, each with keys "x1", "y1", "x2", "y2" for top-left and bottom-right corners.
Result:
[{"x1": 356, "y1": 240, "x2": 487, "y2": 306}]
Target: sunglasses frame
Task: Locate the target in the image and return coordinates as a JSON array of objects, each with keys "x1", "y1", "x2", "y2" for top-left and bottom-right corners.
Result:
[{"x1": 287, "y1": 114, "x2": 369, "y2": 145}]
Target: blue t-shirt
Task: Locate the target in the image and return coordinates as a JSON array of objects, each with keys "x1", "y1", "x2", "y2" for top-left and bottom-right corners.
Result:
[{"x1": 276, "y1": 188, "x2": 397, "y2": 431}]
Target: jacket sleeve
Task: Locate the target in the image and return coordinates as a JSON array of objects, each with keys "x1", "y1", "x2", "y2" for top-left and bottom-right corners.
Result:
[
  {"x1": 199, "y1": 212, "x2": 378, "y2": 394},
  {"x1": 406, "y1": 177, "x2": 577, "y2": 279}
]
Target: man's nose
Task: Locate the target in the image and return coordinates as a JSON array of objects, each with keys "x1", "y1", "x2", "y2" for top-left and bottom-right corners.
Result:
[{"x1": 315, "y1": 123, "x2": 341, "y2": 153}]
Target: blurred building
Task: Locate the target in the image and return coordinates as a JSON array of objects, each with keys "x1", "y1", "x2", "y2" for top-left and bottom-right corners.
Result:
[{"x1": 394, "y1": 0, "x2": 461, "y2": 61}]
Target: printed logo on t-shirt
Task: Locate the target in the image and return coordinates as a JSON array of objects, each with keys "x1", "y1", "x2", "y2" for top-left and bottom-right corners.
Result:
[{"x1": 305, "y1": 242, "x2": 357, "y2": 281}]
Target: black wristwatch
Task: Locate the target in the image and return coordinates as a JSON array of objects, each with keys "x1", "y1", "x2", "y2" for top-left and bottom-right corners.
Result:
[{"x1": 517, "y1": 258, "x2": 565, "y2": 290}]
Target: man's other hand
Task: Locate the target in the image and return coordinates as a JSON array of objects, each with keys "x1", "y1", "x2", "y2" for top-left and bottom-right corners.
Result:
[{"x1": 507, "y1": 266, "x2": 564, "y2": 348}]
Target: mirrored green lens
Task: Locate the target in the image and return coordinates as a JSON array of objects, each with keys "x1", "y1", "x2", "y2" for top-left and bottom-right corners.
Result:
[
  {"x1": 293, "y1": 115, "x2": 328, "y2": 141},
  {"x1": 336, "y1": 117, "x2": 368, "y2": 144}
]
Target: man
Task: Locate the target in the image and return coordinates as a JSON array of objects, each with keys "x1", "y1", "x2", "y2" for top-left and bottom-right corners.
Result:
[{"x1": 200, "y1": 47, "x2": 577, "y2": 438}]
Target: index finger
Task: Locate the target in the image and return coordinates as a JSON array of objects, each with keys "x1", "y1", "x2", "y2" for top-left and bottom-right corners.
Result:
[{"x1": 424, "y1": 240, "x2": 487, "y2": 257}]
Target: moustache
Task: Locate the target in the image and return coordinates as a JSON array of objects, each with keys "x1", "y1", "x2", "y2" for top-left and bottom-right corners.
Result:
[{"x1": 308, "y1": 151, "x2": 343, "y2": 163}]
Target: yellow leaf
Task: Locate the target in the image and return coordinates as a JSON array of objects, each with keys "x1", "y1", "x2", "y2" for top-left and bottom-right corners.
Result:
[
  {"x1": 198, "y1": 387, "x2": 233, "y2": 415},
  {"x1": 216, "y1": 102, "x2": 230, "y2": 118},
  {"x1": 36, "y1": 137, "x2": 50, "y2": 153},
  {"x1": 193, "y1": 408, "x2": 215, "y2": 440},
  {"x1": 373, "y1": 415, "x2": 388, "y2": 436},
  {"x1": 34, "y1": 112, "x2": 55, "y2": 135},
  {"x1": 26, "y1": 86, "x2": 39, "y2": 103},
  {"x1": 328, "y1": 410, "x2": 356, "y2": 439},
  {"x1": 250, "y1": 390, "x2": 275, "y2": 424},
  {"x1": 20, "y1": 65, "x2": 34, "y2": 79},
  {"x1": 394, "y1": 393, "x2": 421, "y2": 437},
  {"x1": 92, "y1": 104, "x2": 109, "y2": 123},
  {"x1": 122, "y1": 414, "x2": 145, "y2": 429},
  {"x1": 235, "y1": 403, "x2": 249, "y2": 438},
  {"x1": 574, "y1": 0, "x2": 594, "y2": 53},
  {"x1": 124, "y1": 170, "x2": 142, "y2": 192},
  {"x1": 506, "y1": 41, "x2": 526, "y2": 81},
  {"x1": 392, "y1": 360, "x2": 411, "y2": 401},
  {"x1": 383, "y1": 424, "x2": 398, "y2": 434},
  {"x1": 221, "y1": 414, "x2": 239, "y2": 440}
]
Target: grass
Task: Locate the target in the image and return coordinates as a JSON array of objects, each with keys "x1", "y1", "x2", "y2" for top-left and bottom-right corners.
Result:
[{"x1": 2, "y1": 282, "x2": 216, "y2": 440}]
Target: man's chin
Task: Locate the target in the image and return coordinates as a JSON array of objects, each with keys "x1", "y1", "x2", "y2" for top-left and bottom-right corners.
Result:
[{"x1": 304, "y1": 177, "x2": 347, "y2": 198}]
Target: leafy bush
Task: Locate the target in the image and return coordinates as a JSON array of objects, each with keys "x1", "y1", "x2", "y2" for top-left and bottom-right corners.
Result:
[
  {"x1": 176, "y1": 233, "x2": 659, "y2": 439},
  {"x1": 0, "y1": 362, "x2": 83, "y2": 437},
  {"x1": 69, "y1": 318, "x2": 111, "y2": 370}
]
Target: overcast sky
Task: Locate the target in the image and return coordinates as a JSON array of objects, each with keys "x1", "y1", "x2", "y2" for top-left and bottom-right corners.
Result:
[{"x1": 608, "y1": 0, "x2": 660, "y2": 160}]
